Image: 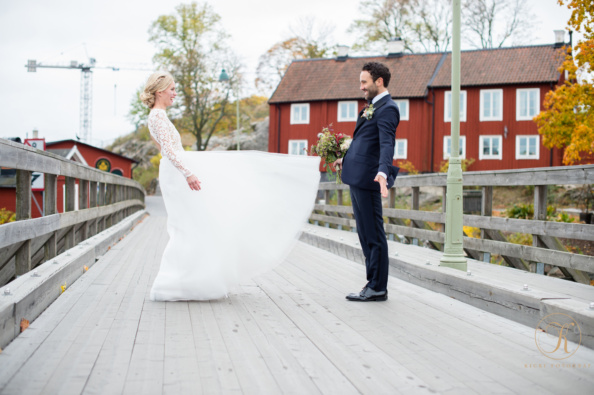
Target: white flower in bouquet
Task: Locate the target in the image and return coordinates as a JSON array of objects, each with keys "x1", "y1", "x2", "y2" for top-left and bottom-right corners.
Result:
[{"x1": 340, "y1": 138, "x2": 352, "y2": 152}]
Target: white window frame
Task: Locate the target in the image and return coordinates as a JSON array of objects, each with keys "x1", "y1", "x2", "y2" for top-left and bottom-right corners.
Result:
[
  {"x1": 337, "y1": 101, "x2": 358, "y2": 122},
  {"x1": 288, "y1": 139, "x2": 308, "y2": 156},
  {"x1": 393, "y1": 139, "x2": 408, "y2": 159},
  {"x1": 290, "y1": 103, "x2": 310, "y2": 124},
  {"x1": 480, "y1": 89, "x2": 503, "y2": 121},
  {"x1": 394, "y1": 99, "x2": 409, "y2": 121},
  {"x1": 516, "y1": 88, "x2": 540, "y2": 121},
  {"x1": 444, "y1": 90, "x2": 467, "y2": 122},
  {"x1": 443, "y1": 136, "x2": 466, "y2": 159},
  {"x1": 516, "y1": 135, "x2": 540, "y2": 160},
  {"x1": 479, "y1": 135, "x2": 503, "y2": 160}
]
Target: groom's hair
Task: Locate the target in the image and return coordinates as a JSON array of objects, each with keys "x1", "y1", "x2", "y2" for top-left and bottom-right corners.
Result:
[{"x1": 362, "y1": 62, "x2": 391, "y2": 88}]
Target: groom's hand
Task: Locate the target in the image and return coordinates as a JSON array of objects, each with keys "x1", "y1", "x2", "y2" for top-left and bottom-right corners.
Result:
[
  {"x1": 333, "y1": 158, "x2": 343, "y2": 170},
  {"x1": 374, "y1": 174, "x2": 388, "y2": 198}
]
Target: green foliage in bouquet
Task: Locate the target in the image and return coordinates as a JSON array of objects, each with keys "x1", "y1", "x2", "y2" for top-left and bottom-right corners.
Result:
[{"x1": 310, "y1": 125, "x2": 352, "y2": 183}]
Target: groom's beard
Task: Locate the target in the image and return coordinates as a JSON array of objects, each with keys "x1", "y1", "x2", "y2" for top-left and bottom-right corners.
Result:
[{"x1": 364, "y1": 85, "x2": 379, "y2": 101}]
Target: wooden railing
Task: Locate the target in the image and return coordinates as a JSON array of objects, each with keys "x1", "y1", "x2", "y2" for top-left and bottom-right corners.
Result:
[
  {"x1": 0, "y1": 138, "x2": 146, "y2": 286},
  {"x1": 311, "y1": 165, "x2": 594, "y2": 284}
]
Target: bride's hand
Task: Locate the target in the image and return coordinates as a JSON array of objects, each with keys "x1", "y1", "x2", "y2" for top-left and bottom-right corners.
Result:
[{"x1": 186, "y1": 175, "x2": 201, "y2": 191}]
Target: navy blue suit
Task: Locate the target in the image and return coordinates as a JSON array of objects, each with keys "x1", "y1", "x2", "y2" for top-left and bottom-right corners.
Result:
[{"x1": 341, "y1": 94, "x2": 400, "y2": 292}]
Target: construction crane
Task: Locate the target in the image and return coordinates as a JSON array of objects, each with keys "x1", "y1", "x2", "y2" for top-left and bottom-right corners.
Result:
[{"x1": 25, "y1": 58, "x2": 151, "y2": 144}]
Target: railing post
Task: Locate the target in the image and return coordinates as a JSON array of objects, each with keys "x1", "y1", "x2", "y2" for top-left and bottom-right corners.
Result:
[
  {"x1": 64, "y1": 177, "x2": 76, "y2": 249},
  {"x1": 44, "y1": 173, "x2": 58, "y2": 262},
  {"x1": 388, "y1": 188, "x2": 396, "y2": 241},
  {"x1": 89, "y1": 181, "x2": 98, "y2": 236},
  {"x1": 411, "y1": 187, "x2": 420, "y2": 246},
  {"x1": 481, "y1": 186, "x2": 493, "y2": 263},
  {"x1": 79, "y1": 179, "x2": 89, "y2": 241},
  {"x1": 98, "y1": 182, "x2": 106, "y2": 232},
  {"x1": 324, "y1": 190, "x2": 331, "y2": 228},
  {"x1": 533, "y1": 185, "x2": 547, "y2": 274},
  {"x1": 106, "y1": 184, "x2": 113, "y2": 228},
  {"x1": 15, "y1": 170, "x2": 32, "y2": 275},
  {"x1": 337, "y1": 189, "x2": 343, "y2": 230}
]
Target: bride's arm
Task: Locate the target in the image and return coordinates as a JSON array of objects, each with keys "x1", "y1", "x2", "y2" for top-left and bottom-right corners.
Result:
[{"x1": 149, "y1": 111, "x2": 193, "y2": 178}]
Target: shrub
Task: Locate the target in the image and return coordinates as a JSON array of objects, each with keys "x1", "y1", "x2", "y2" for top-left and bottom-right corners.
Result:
[{"x1": 0, "y1": 208, "x2": 16, "y2": 224}]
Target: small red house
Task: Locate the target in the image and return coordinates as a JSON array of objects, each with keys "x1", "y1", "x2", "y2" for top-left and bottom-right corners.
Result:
[
  {"x1": 268, "y1": 43, "x2": 582, "y2": 173},
  {"x1": 0, "y1": 139, "x2": 137, "y2": 218}
]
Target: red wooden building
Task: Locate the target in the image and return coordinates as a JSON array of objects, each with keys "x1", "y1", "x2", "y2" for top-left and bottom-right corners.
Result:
[
  {"x1": 0, "y1": 139, "x2": 137, "y2": 218},
  {"x1": 268, "y1": 43, "x2": 586, "y2": 173}
]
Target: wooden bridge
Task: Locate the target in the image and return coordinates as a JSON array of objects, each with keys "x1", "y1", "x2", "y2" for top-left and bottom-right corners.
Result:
[{"x1": 1, "y1": 139, "x2": 593, "y2": 394}]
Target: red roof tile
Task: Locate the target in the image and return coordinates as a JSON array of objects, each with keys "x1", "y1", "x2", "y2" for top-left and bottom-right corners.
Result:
[
  {"x1": 269, "y1": 53, "x2": 444, "y2": 103},
  {"x1": 430, "y1": 45, "x2": 565, "y2": 87},
  {"x1": 268, "y1": 45, "x2": 564, "y2": 103}
]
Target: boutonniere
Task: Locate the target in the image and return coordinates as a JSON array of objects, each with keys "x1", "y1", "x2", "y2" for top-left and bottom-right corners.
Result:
[{"x1": 362, "y1": 103, "x2": 375, "y2": 120}]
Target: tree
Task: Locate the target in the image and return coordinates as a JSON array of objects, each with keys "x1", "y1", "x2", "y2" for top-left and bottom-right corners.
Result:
[
  {"x1": 149, "y1": 2, "x2": 242, "y2": 151},
  {"x1": 256, "y1": 17, "x2": 335, "y2": 94},
  {"x1": 535, "y1": 0, "x2": 594, "y2": 165},
  {"x1": 462, "y1": 0, "x2": 535, "y2": 49},
  {"x1": 348, "y1": 0, "x2": 452, "y2": 54},
  {"x1": 348, "y1": 0, "x2": 414, "y2": 53},
  {"x1": 408, "y1": 0, "x2": 452, "y2": 52}
]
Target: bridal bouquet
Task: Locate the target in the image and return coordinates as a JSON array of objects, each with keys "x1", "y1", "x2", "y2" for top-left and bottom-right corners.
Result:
[{"x1": 310, "y1": 125, "x2": 352, "y2": 183}]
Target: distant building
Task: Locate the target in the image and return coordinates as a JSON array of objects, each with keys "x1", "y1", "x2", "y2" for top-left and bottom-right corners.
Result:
[
  {"x1": 268, "y1": 41, "x2": 587, "y2": 173},
  {"x1": 0, "y1": 139, "x2": 137, "y2": 218}
]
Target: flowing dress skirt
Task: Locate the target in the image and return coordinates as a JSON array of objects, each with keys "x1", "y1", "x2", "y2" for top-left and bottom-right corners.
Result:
[{"x1": 150, "y1": 151, "x2": 321, "y2": 301}]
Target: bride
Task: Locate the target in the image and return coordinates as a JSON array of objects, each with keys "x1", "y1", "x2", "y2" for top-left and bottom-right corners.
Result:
[{"x1": 141, "y1": 72, "x2": 320, "y2": 301}]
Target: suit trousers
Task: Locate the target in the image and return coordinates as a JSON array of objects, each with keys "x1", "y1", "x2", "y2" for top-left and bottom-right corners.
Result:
[{"x1": 349, "y1": 185, "x2": 389, "y2": 292}]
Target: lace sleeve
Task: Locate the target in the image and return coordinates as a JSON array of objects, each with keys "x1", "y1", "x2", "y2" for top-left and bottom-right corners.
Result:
[{"x1": 149, "y1": 111, "x2": 193, "y2": 178}]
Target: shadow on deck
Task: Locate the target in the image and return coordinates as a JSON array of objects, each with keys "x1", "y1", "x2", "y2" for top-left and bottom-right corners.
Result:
[{"x1": 0, "y1": 196, "x2": 592, "y2": 394}]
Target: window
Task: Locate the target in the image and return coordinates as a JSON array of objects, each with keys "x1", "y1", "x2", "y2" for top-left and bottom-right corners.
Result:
[
  {"x1": 479, "y1": 135, "x2": 502, "y2": 160},
  {"x1": 516, "y1": 135, "x2": 539, "y2": 159},
  {"x1": 480, "y1": 89, "x2": 503, "y2": 121},
  {"x1": 288, "y1": 139, "x2": 308, "y2": 155},
  {"x1": 516, "y1": 89, "x2": 540, "y2": 120},
  {"x1": 444, "y1": 90, "x2": 467, "y2": 122},
  {"x1": 290, "y1": 103, "x2": 310, "y2": 124},
  {"x1": 337, "y1": 101, "x2": 357, "y2": 122},
  {"x1": 443, "y1": 136, "x2": 466, "y2": 159},
  {"x1": 393, "y1": 139, "x2": 407, "y2": 159},
  {"x1": 394, "y1": 99, "x2": 409, "y2": 121}
]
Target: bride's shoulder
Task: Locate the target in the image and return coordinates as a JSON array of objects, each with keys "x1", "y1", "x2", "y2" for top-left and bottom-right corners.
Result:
[{"x1": 149, "y1": 108, "x2": 167, "y2": 119}]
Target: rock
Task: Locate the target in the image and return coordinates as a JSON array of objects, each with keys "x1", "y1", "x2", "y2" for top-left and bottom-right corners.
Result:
[
  {"x1": 109, "y1": 139, "x2": 159, "y2": 170},
  {"x1": 196, "y1": 117, "x2": 269, "y2": 151}
]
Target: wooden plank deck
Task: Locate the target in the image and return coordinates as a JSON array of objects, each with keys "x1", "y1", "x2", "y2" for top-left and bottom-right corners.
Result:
[{"x1": 0, "y1": 196, "x2": 592, "y2": 395}]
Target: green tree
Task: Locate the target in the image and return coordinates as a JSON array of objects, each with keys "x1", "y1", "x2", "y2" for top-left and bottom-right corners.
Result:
[
  {"x1": 256, "y1": 16, "x2": 335, "y2": 94},
  {"x1": 535, "y1": 0, "x2": 594, "y2": 165},
  {"x1": 149, "y1": 1, "x2": 242, "y2": 151},
  {"x1": 348, "y1": 0, "x2": 413, "y2": 53}
]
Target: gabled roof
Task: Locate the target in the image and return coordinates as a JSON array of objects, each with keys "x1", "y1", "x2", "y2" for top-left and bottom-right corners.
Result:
[
  {"x1": 46, "y1": 139, "x2": 138, "y2": 163},
  {"x1": 429, "y1": 44, "x2": 565, "y2": 88},
  {"x1": 268, "y1": 44, "x2": 565, "y2": 104}
]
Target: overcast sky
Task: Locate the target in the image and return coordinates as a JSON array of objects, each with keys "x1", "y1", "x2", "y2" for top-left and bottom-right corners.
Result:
[{"x1": 0, "y1": 0, "x2": 575, "y2": 147}]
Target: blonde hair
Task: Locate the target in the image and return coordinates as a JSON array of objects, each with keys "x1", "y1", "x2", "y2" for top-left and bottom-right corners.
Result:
[{"x1": 140, "y1": 71, "x2": 174, "y2": 108}]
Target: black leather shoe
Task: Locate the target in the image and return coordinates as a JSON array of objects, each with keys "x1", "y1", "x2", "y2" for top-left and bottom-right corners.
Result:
[{"x1": 346, "y1": 287, "x2": 388, "y2": 302}]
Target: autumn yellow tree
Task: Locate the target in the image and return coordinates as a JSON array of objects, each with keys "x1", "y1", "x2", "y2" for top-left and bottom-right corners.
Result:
[{"x1": 535, "y1": 0, "x2": 594, "y2": 165}]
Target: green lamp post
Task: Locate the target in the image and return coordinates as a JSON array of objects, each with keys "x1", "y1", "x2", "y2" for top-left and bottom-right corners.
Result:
[
  {"x1": 218, "y1": 69, "x2": 240, "y2": 150},
  {"x1": 439, "y1": 0, "x2": 467, "y2": 271}
]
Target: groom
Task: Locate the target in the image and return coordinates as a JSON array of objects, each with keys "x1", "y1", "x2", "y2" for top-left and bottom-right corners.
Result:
[{"x1": 334, "y1": 62, "x2": 400, "y2": 302}]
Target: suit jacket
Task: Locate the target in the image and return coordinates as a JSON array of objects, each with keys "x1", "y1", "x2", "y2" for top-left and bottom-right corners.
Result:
[{"x1": 341, "y1": 94, "x2": 400, "y2": 191}]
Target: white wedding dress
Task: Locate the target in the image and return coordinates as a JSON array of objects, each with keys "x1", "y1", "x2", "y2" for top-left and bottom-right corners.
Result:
[{"x1": 147, "y1": 109, "x2": 320, "y2": 301}]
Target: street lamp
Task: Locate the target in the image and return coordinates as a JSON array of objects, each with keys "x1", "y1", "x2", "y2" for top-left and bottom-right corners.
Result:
[
  {"x1": 439, "y1": 0, "x2": 467, "y2": 271},
  {"x1": 218, "y1": 69, "x2": 241, "y2": 150}
]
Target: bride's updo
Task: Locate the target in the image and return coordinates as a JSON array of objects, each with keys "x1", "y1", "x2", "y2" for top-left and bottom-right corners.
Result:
[{"x1": 140, "y1": 71, "x2": 174, "y2": 108}]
